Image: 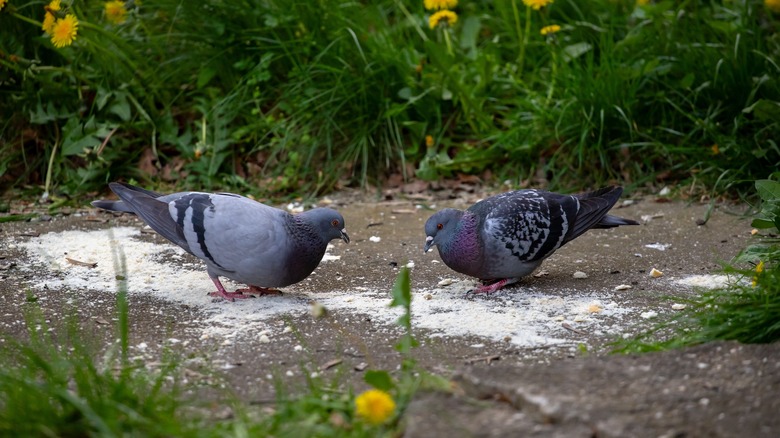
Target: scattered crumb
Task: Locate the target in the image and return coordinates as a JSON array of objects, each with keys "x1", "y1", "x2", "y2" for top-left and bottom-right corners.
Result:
[
  {"x1": 588, "y1": 304, "x2": 602, "y2": 313},
  {"x1": 640, "y1": 311, "x2": 658, "y2": 319},
  {"x1": 645, "y1": 243, "x2": 671, "y2": 251}
]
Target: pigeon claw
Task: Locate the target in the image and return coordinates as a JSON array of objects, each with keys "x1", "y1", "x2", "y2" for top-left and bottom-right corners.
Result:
[
  {"x1": 469, "y1": 278, "x2": 520, "y2": 295},
  {"x1": 209, "y1": 290, "x2": 255, "y2": 302},
  {"x1": 235, "y1": 285, "x2": 283, "y2": 296}
]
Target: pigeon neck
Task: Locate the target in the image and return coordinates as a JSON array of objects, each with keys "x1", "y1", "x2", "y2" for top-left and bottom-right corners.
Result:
[
  {"x1": 282, "y1": 214, "x2": 328, "y2": 282},
  {"x1": 439, "y1": 211, "x2": 482, "y2": 277}
]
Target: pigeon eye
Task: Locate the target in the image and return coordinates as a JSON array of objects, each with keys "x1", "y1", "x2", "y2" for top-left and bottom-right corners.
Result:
[
  {"x1": 437, "y1": 223, "x2": 443, "y2": 230},
  {"x1": 331, "y1": 219, "x2": 340, "y2": 227}
]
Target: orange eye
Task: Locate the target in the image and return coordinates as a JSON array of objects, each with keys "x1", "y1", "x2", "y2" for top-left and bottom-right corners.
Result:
[
  {"x1": 437, "y1": 223, "x2": 443, "y2": 230},
  {"x1": 331, "y1": 219, "x2": 340, "y2": 227}
]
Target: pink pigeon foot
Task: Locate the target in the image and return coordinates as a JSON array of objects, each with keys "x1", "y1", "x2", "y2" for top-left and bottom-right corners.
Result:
[
  {"x1": 234, "y1": 285, "x2": 283, "y2": 296},
  {"x1": 209, "y1": 277, "x2": 256, "y2": 302},
  {"x1": 471, "y1": 278, "x2": 520, "y2": 294}
]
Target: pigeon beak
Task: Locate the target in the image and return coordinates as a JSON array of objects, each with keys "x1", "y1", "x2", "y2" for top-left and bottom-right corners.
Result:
[
  {"x1": 340, "y1": 229, "x2": 350, "y2": 244},
  {"x1": 423, "y1": 236, "x2": 434, "y2": 253}
]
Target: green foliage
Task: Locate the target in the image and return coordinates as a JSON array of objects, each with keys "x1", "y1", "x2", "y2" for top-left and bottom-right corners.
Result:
[
  {"x1": 615, "y1": 178, "x2": 780, "y2": 353},
  {"x1": 2, "y1": 1, "x2": 779, "y2": 197},
  {"x1": 0, "y1": 300, "x2": 216, "y2": 437}
]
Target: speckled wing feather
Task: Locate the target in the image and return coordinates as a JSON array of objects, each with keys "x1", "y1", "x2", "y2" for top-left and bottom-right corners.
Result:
[{"x1": 473, "y1": 190, "x2": 580, "y2": 264}]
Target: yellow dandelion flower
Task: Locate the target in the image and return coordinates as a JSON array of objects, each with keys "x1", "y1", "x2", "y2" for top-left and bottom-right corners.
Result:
[
  {"x1": 752, "y1": 260, "x2": 765, "y2": 287},
  {"x1": 42, "y1": 0, "x2": 62, "y2": 34},
  {"x1": 425, "y1": 135, "x2": 434, "y2": 147},
  {"x1": 637, "y1": 0, "x2": 651, "y2": 5},
  {"x1": 51, "y1": 14, "x2": 78, "y2": 48},
  {"x1": 42, "y1": 12, "x2": 57, "y2": 34},
  {"x1": 105, "y1": 1, "x2": 128, "y2": 24},
  {"x1": 540, "y1": 24, "x2": 561, "y2": 36},
  {"x1": 355, "y1": 389, "x2": 396, "y2": 425},
  {"x1": 766, "y1": 0, "x2": 780, "y2": 13},
  {"x1": 0, "y1": 0, "x2": 7, "y2": 11},
  {"x1": 711, "y1": 144, "x2": 720, "y2": 155},
  {"x1": 429, "y1": 9, "x2": 457, "y2": 29},
  {"x1": 424, "y1": 0, "x2": 458, "y2": 11},
  {"x1": 522, "y1": 0, "x2": 553, "y2": 11}
]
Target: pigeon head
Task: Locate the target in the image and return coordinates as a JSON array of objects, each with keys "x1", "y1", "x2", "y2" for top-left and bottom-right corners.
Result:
[
  {"x1": 301, "y1": 208, "x2": 350, "y2": 244},
  {"x1": 424, "y1": 208, "x2": 463, "y2": 253}
]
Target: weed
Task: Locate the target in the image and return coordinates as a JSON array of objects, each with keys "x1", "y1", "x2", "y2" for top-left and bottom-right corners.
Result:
[{"x1": 615, "y1": 179, "x2": 780, "y2": 353}]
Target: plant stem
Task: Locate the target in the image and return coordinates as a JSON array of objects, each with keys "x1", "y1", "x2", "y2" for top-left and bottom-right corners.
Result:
[
  {"x1": 512, "y1": 0, "x2": 523, "y2": 62},
  {"x1": 518, "y1": 5, "x2": 532, "y2": 74},
  {"x1": 42, "y1": 141, "x2": 57, "y2": 202},
  {"x1": 547, "y1": 48, "x2": 557, "y2": 103},
  {"x1": 443, "y1": 28, "x2": 454, "y2": 57}
]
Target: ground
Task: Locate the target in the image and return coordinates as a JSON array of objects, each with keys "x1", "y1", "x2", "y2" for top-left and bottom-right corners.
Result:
[{"x1": 1, "y1": 187, "x2": 778, "y2": 436}]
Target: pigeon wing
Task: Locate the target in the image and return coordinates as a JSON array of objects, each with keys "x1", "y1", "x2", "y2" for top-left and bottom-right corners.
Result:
[
  {"x1": 562, "y1": 186, "x2": 624, "y2": 243},
  {"x1": 476, "y1": 190, "x2": 576, "y2": 263},
  {"x1": 108, "y1": 182, "x2": 192, "y2": 254}
]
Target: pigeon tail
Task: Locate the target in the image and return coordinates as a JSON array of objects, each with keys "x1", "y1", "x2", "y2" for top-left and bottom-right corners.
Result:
[
  {"x1": 593, "y1": 214, "x2": 640, "y2": 228},
  {"x1": 91, "y1": 183, "x2": 163, "y2": 213},
  {"x1": 564, "y1": 186, "x2": 630, "y2": 243},
  {"x1": 91, "y1": 199, "x2": 135, "y2": 213},
  {"x1": 107, "y1": 182, "x2": 193, "y2": 253}
]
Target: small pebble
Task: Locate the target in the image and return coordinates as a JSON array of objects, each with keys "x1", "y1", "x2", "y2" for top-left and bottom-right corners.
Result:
[
  {"x1": 437, "y1": 278, "x2": 455, "y2": 287},
  {"x1": 588, "y1": 304, "x2": 602, "y2": 313},
  {"x1": 369, "y1": 236, "x2": 381, "y2": 242},
  {"x1": 615, "y1": 284, "x2": 632, "y2": 291},
  {"x1": 640, "y1": 311, "x2": 658, "y2": 319},
  {"x1": 258, "y1": 334, "x2": 271, "y2": 344},
  {"x1": 293, "y1": 345, "x2": 303, "y2": 352},
  {"x1": 573, "y1": 271, "x2": 588, "y2": 279},
  {"x1": 672, "y1": 303, "x2": 687, "y2": 310},
  {"x1": 650, "y1": 268, "x2": 664, "y2": 278}
]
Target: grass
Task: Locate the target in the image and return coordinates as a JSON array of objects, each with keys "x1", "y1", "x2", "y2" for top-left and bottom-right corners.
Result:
[
  {"x1": 615, "y1": 179, "x2": 780, "y2": 352},
  {"x1": 0, "y1": 267, "x2": 441, "y2": 436},
  {"x1": 1, "y1": 0, "x2": 778, "y2": 199}
]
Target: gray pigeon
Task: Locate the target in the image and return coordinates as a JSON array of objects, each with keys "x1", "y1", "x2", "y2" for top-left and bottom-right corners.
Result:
[
  {"x1": 92, "y1": 182, "x2": 349, "y2": 301},
  {"x1": 424, "y1": 186, "x2": 638, "y2": 294}
]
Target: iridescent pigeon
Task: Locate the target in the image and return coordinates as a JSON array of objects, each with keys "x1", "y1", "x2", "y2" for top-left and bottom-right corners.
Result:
[
  {"x1": 424, "y1": 186, "x2": 638, "y2": 294},
  {"x1": 92, "y1": 182, "x2": 349, "y2": 301}
]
